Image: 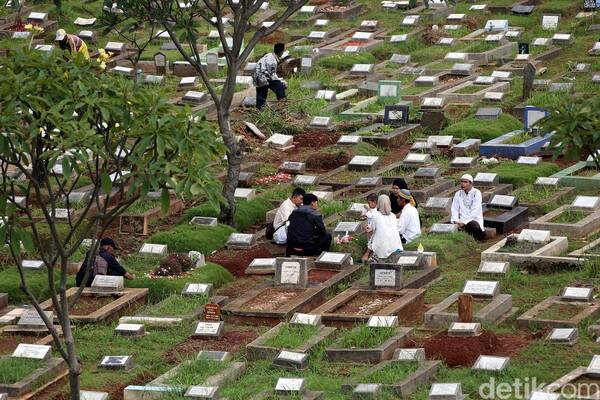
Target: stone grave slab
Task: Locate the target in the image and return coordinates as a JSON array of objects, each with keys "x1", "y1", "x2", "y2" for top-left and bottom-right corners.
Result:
[
  {"x1": 309, "y1": 116, "x2": 332, "y2": 130},
  {"x1": 561, "y1": 287, "x2": 594, "y2": 302},
  {"x1": 462, "y1": 280, "x2": 499, "y2": 298},
  {"x1": 190, "y1": 216, "x2": 218, "y2": 226},
  {"x1": 273, "y1": 350, "x2": 309, "y2": 370},
  {"x1": 390, "y1": 54, "x2": 411, "y2": 64},
  {"x1": 474, "y1": 173, "x2": 499, "y2": 186},
  {"x1": 348, "y1": 155, "x2": 379, "y2": 171},
  {"x1": 334, "y1": 221, "x2": 363, "y2": 235},
  {"x1": 517, "y1": 156, "x2": 542, "y2": 166},
  {"x1": 139, "y1": 243, "x2": 168, "y2": 256},
  {"x1": 80, "y1": 391, "x2": 109, "y2": 400},
  {"x1": 404, "y1": 153, "x2": 431, "y2": 166},
  {"x1": 425, "y1": 198, "x2": 452, "y2": 213},
  {"x1": 290, "y1": 313, "x2": 322, "y2": 326},
  {"x1": 415, "y1": 76, "x2": 439, "y2": 87},
  {"x1": 21, "y1": 260, "x2": 44, "y2": 269},
  {"x1": 18, "y1": 310, "x2": 53, "y2": 330},
  {"x1": 315, "y1": 252, "x2": 352, "y2": 270},
  {"x1": 478, "y1": 261, "x2": 509, "y2": 275},
  {"x1": 356, "y1": 176, "x2": 382, "y2": 187},
  {"x1": 352, "y1": 384, "x2": 381, "y2": 398},
  {"x1": 414, "y1": 167, "x2": 441, "y2": 180},
  {"x1": 182, "y1": 283, "x2": 213, "y2": 296},
  {"x1": 294, "y1": 175, "x2": 319, "y2": 186},
  {"x1": 114, "y1": 323, "x2": 145, "y2": 337},
  {"x1": 266, "y1": 134, "x2": 294, "y2": 150},
  {"x1": 393, "y1": 348, "x2": 425, "y2": 362},
  {"x1": 429, "y1": 223, "x2": 458, "y2": 234},
  {"x1": 313, "y1": 191, "x2": 334, "y2": 201},
  {"x1": 518, "y1": 229, "x2": 551, "y2": 244},
  {"x1": 234, "y1": 188, "x2": 257, "y2": 201},
  {"x1": 437, "y1": 37, "x2": 455, "y2": 46},
  {"x1": 12, "y1": 344, "x2": 51, "y2": 360},
  {"x1": 450, "y1": 157, "x2": 475, "y2": 169},
  {"x1": 184, "y1": 386, "x2": 219, "y2": 399},
  {"x1": 275, "y1": 378, "x2": 305, "y2": 395},
  {"x1": 245, "y1": 258, "x2": 277, "y2": 275},
  {"x1": 226, "y1": 233, "x2": 257, "y2": 250},
  {"x1": 421, "y1": 97, "x2": 446, "y2": 110},
  {"x1": 367, "y1": 316, "x2": 398, "y2": 328},
  {"x1": 370, "y1": 264, "x2": 403, "y2": 290},
  {"x1": 472, "y1": 355, "x2": 509, "y2": 372},
  {"x1": 192, "y1": 321, "x2": 225, "y2": 339},
  {"x1": 488, "y1": 194, "x2": 517, "y2": 209},
  {"x1": 350, "y1": 64, "x2": 374, "y2": 75},
  {"x1": 99, "y1": 355, "x2": 133, "y2": 370},
  {"x1": 572, "y1": 196, "x2": 600, "y2": 211},
  {"x1": 275, "y1": 258, "x2": 308, "y2": 288},
  {"x1": 429, "y1": 383, "x2": 462, "y2": 400},
  {"x1": 90, "y1": 275, "x2": 125, "y2": 294},
  {"x1": 451, "y1": 63, "x2": 474, "y2": 76},
  {"x1": 278, "y1": 161, "x2": 306, "y2": 174},
  {"x1": 546, "y1": 328, "x2": 578, "y2": 345},
  {"x1": 453, "y1": 139, "x2": 481, "y2": 156},
  {"x1": 448, "y1": 322, "x2": 482, "y2": 337}
]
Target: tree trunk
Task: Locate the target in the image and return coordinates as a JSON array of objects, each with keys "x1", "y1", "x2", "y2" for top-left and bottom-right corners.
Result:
[
  {"x1": 217, "y1": 110, "x2": 243, "y2": 226},
  {"x1": 61, "y1": 278, "x2": 81, "y2": 400}
]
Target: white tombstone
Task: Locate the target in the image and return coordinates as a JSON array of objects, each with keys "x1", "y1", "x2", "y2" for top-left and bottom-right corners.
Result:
[
  {"x1": 12, "y1": 344, "x2": 51, "y2": 360},
  {"x1": 462, "y1": 280, "x2": 499, "y2": 298}
]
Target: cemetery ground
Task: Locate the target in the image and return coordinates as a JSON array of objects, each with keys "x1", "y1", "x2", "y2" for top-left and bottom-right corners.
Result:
[{"x1": 5, "y1": 0, "x2": 600, "y2": 399}]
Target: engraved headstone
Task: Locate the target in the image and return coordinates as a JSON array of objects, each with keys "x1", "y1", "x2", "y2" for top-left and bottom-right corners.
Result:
[
  {"x1": 12, "y1": 344, "x2": 51, "y2": 360},
  {"x1": 404, "y1": 153, "x2": 431, "y2": 166},
  {"x1": 547, "y1": 328, "x2": 578, "y2": 345},
  {"x1": 91, "y1": 275, "x2": 124, "y2": 293},
  {"x1": 572, "y1": 196, "x2": 600, "y2": 211},
  {"x1": 80, "y1": 391, "x2": 109, "y2": 400},
  {"x1": 309, "y1": 116, "x2": 332, "y2": 129},
  {"x1": 561, "y1": 287, "x2": 594, "y2": 302},
  {"x1": 430, "y1": 223, "x2": 458, "y2": 234},
  {"x1": 474, "y1": 173, "x2": 499, "y2": 186},
  {"x1": 350, "y1": 64, "x2": 374, "y2": 75},
  {"x1": 370, "y1": 264, "x2": 402, "y2": 290},
  {"x1": 393, "y1": 347, "x2": 426, "y2": 363},
  {"x1": 139, "y1": 243, "x2": 168, "y2": 256},
  {"x1": 463, "y1": 281, "x2": 499, "y2": 298},
  {"x1": 422, "y1": 97, "x2": 446, "y2": 109},
  {"x1": 18, "y1": 310, "x2": 53, "y2": 329},
  {"x1": 478, "y1": 261, "x2": 509, "y2": 275},
  {"x1": 190, "y1": 216, "x2": 218, "y2": 226},
  {"x1": 184, "y1": 386, "x2": 219, "y2": 399},
  {"x1": 488, "y1": 194, "x2": 517, "y2": 209},
  {"x1": 518, "y1": 229, "x2": 551, "y2": 244},
  {"x1": 542, "y1": 14, "x2": 560, "y2": 30},
  {"x1": 273, "y1": 350, "x2": 308, "y2": 370},
  {"x1": 534, "y1": 177, "x2": 560, "y2": 187},
  {"x1": 414, "y1": 167, "x2": 441, "y2": 180},
  {"x1": 474, "y1": 76, "x2": 496, "y2": 85},
  {"x1": 353, "y1": 384, "x2": 381, "y2": 397},
  {"x1": 275, "y1": 258, "x2": 308, "y2": 288},
  {"x1": 290, "y1": 313, "x2": 321, "y2": 326},
  {"x1": 226, "y1": 233, "x2": 256, "y2": 249},
  {"x1": 21, "y1": 260, "x2": 44, "y2": 269},
  {"x1": 384, "y1": 105, "x2": 409, "y2": 126},
  {"x1": 334, "y1": 221, "x2": 363, "y2": 235},
  {"x1": 448, "y1": 322, "x2": 481, "y2": 337},
  {"x1": 278, "y1": 161, "x2": 306, "y2": 174},
  {"x1": 349, "y1": 155, "x2": 379, "y2": 170},
  {"x1": 192, "y1": 321, "x2": 224, "y2": 338},
  {"x1": 356, "y1": 177, "x2": 382, "y2": 187},
  {"x1": 337, "y1": 135, "x2": 362, "y2": 145},
  {"x1": 115, "y1": 323, "x2": 145, "y2": 337},
  {"x1": 451, "y1": 63, "x2": 474, "y2": 76},
  {"x1": 425, "y1": 198, "x2": 453, "y2": 213},
  {"x1": 266, "y1": 134, "x2": 294, "y2": 150},
  {"x1": 429, "y1": 383, "x2": 463, "y2": 400},
  {"x1": 450, "y1": 156, "x2": 476, "y2": 168},
  {"x1": 315, "y1": 252, "x2": 351, "y2": 269},
  {"x1": 182, "y1": 283, "x2": 213, "y2": 296},
  {"x1": 294, "y1": 175, "x2": 319, "y2": 186},
  {"x1": 275, "y1": 378, "x2": 305, "y2": 395},
  {"x1": 99, "y1": 355, "x2": 133, "y2": 370},
  {"x1": 390, "y1": 54, "x2": 411, "y2": 64}
]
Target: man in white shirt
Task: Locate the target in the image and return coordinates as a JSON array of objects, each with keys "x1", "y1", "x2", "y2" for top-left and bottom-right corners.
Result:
[
  {"x1": 396, "y1": 189, "x2": 421, "y2": 244},
  {"x1": 273, "y1": 187, "x2": 305, "y2": 245},
  {"x1": 451, "y1": 174, "x2": 485, "y2": 241}
]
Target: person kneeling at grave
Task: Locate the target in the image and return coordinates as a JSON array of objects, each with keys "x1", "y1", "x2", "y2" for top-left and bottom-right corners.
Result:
[
  {"x1": 286, "y1": 193, "x2": 332, "y2": 256},
  {"x1": 76, "y1": 238, "x2": 135, "y2": 287},
  {"x1": 270, "y1": 187, "x2": 306, "y2": 245},
  {"x1": 390, "y1": 178, "x2": 418, "y2": 217},
  {"x1": 450, "y1": 174, "x2": 485, "y2": 241},
  {"x1": 253, "y1": 42, "x2": 288, "y2": 110},
  {"x1": 396, "y1": 189, "x2": 421, "y2": 244},
  {"x1": 55, "y1": 29, "x2": 89, "y2": 60},
  {"x1": 365, "y1": 194, "x2": 403, "y2": 263}
]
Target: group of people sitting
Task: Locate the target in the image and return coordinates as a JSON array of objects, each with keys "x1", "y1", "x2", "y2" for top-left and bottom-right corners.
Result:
[{"x1": 270, "y1": 172, "x2": 486, "y2": 259}]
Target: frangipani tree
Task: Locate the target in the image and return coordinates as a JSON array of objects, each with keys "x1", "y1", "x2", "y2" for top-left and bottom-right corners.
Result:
[
  {"x1": 0, "y1": 49, "x2": 222, "y2": 399},
  {"x1": 107, "y1": 0, "x2": 309, "y2": 225}
]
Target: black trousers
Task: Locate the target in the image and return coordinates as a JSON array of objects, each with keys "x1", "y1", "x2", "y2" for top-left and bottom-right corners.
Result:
[
  {"x1": 286, "y1": 233, "x2": 332, "y2": 257},
  {"x1": 463, "y1": 221, "x2": 486, "y2": 241},
  {"x1": 256, "y1": 80, "x2": 286, "y2": 109}
]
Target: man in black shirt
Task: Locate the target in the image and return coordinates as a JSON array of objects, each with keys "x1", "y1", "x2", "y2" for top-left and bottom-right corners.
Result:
[
  {"x1": 286, "y1": 194, "x2": 332, "y2": 256},
  {"x1": 76, "y1": 237, "x2": 135, "y2": 287}
]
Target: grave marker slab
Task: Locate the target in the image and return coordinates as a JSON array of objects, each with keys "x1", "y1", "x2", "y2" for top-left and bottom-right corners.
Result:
[
  {"x1": 474, "y1": 173, "x2": 499, "y2": 186},
  {"x1": 266, "y1": 134, "x2": 294, "y2": 150},
  {"x1": 478, "y1": 261, "x2": 509, "y2": 275},
  {"x1": 484, "y1": 92, "x2": 504, "y2": 102},
  {"x1": 294, "y1": 175, "x2": 319, "y2": 186},
  {"x1": 315, "y1": 252, "x2": 352, "y2": 269},
  {"x1": 367, "y1": 316, "x2": 398, "y2": 327},
  {"x1": 518, "y1": 229, "x2": 551, "y2": 243},
  {"x1": 484, "y1": 20, "x2": 509, "y2": 32},
  {"x1": 450, "y1": 157, "x2": 476, "y2": 168},
  {"x1": 390, "y1": 34, "x2": 408, "y2": 43},
  {"x1": 512, "y1": 5, "x2": 534, "y2": 14},
  {"x1": 226, "y1": 233, "x2": 257, "y2": 249},
  {"x1": 517, "y1": 156, "x2": 541, "y2": 166},
  {"x1": 18, "y1": 310, "x2": 53, "y2": 329},
  {"x1": 475, "y1": 76, "x2": 496, "y2": 85},
  {"x1": 588, "y1": 355, "x2": 600, "y2": 377},
  {"x1": 445, "y1": 52, "x2": 467, "y2": 61},
  {"x1": 529, "y1": 392, "x2": 560, "y2": 400},
  {"x1": 349, "y1": 155, "x2": 379, "y2": 170},
  {"x1": 422, "y1": 97, "x2": 446, "y2": 109},
  {"x1": 309, "y1": 116, "x2": 332, "y2": 129},
  {"x1": 534, "y1": 177, "x2": 560, "y2": 187},
  {"x1": 12, "y1": 344, "x2": 51, "y2": 360},
  {"x1": 274, "y1": 350, "x2": 308, "y2": 370},
  {"x1": 91, "y1": 275, "x2": 124, "y2": 293},
  {"x1": 184, "y1": 386, "x2": 219, "y2": 399},
  {"x1": 561, "y1": 287, "x2": 594, "y2": 302},
  {"x1": 488, "y1": 194, "x2": 517, "y2": 209},
  {"x1": 352, "y1": 32, "x2": 374, "y2": 41},
  {"x1": 99, "y1": 356, "x2": 133, "y2": 370},
  {"x1": 415, "y1": 76, "x2": 439, "y2": 86},
  {"x1": 491, "y1": 71, "x2": 511, "y2": 80},
  {"x1": 438, "y1": 37, "x2": 455, "y2": 46},
  {"x1": 356, "y1": 177, "x2": 382, "y2": 187},
  {"x1": 429, "y1": 383, "x2": 463, "y2": 400},
  {"x1": 572, "y1": 196, "x2": 600, "y2": 211},
  {"x1": 334, "y1": 221, "x2": 363, "y2": 235},
  {"x1": 22, "y1": 260, "x2": 44, "y2": 269},
  {"x1": 404, "y1": 153, "x2": 431, "y2": 166},
  {"x1": 139, "y1": 243, "x2": 168, "y2": 256},
  {"x1": 193, "y1": 321, "x2": 225, "y2": 338},
  {"x1": 448, "y1": 322, "x2": 482, "y2": 337},
  {"x1": 370, "y1": 264, "x2": 402, "y2": 290},
  {"x1": 393, "y1": 348, "x2": 426, "y2": 362},
  {"x1": 313, "y1": 191, "x2": 334, "y2": 201},
  {"x1": 390, "y1": 54, "x2": 411, "y2": 64},
  {"x1": 182, "y1": 91, "x2": 206, "y2": 104},
  {"x1": 473, "y1": 355, "x2": 509, "y2": 372},
  {"x1": 430, "y1": 223, "x2": 458, "y2": 234},
  {"x1": 275, "y1": 378, "x2": 305, "y2": 395},
  {"x1": 182, "y1": 283, "x2": 213, "y2": 296},
  {"x1": 278, "y1": 161, "x2": 306, "y2": 174},
  {"x1": 353, "y1": 384, "x2": 381, "y2": 398},
  {"x1": 384, "y1": 105, "x2": 409, "y2": 126},
  {"x1": 190, "y1": 216, "x2": 218, "y2": 226},
  {"x1": 275, "y1": 258, "x2": 308, "y2": 288},
  {"x1": 451, "y1": 63, "x2": 474, "y2": 76},
  {"x1": 115, "y1": 323, "x2": 145, "y2": 337},
  {"x1": 414, "y1": 167, "x2": 441, "y2": 180},
  {"x1": 80, "y1": 391, "x2": 109, "y2": 400},
  {"x1": 542, "y1": 14, "x2": 560, "y2": 30},
  {"x1": 197, "y1": 350, "x2": 231, "y2": 362},
  {"x1": 547, "y1": 328, "x2": 578, "y2": 345},
  {"x1": 425, "y1": 198, "x2": 453, "y2": 213},
  {"x1": 462, "y1": 280, "x2": 499, "y2": 298},
  {"x1": 290, "y1": 313, "x2": 321, "y2": 326}
]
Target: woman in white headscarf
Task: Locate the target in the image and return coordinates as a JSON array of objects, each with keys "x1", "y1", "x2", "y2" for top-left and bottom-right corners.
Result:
[{"x1": 365, "y1": 194, "x2": 403, "y2": 262}]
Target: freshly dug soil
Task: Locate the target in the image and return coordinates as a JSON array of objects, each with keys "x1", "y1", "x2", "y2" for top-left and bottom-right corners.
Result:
[
  {"x1": 165, "y1": 330, "x2": 259, "y2": 363},
  {"x1": 308, "y1": 269, "x2": 338, "y2": 284},
  {"x1": 410, "y1": 330, "x2": 531, "y2": 367},
  {"x1": 242, "y1": 288, "x2": 304, "y2": 311},
  {"x1": 207, "y1": 244, "x2": 273, "y2": 277},
  {"x1": 334, "y1": 293, "x2": 401, "y2": 315},
  {"x1": 294, "y1": 130, "x2": 341, "y2": 148},
  {"x1": 306, "y1": 151, "x2": 350, "y2": 171}
]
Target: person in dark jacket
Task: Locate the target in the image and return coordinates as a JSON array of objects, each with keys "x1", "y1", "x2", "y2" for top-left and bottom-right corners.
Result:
[
  {"x1": 76, "y1": 237, "x2": 135, "y2": 287},
  {"x1": 389, "y1": 178, "x2": 418, "y2": 216},
  {"x1": 286, "y1": 193, "x2": 332, "y2": 256}
]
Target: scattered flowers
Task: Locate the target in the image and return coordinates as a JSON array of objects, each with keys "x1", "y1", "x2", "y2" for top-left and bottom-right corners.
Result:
[
  {"x1": 24, "y1": 24, "x2": 44, "y2": 35},
  {"x1": 335, "y1": 234, "x2": 354, "y2": 245},
  {"x1": 96, "y1": 48, "x2": 113, "y2": 71},
  {"x1": 255, "y1": 172, "x2": 292, "y2": 186}
]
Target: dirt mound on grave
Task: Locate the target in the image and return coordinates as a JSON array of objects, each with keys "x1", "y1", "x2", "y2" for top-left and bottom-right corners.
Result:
[
  {"x1": 207, "y1": 244, "x2": 273, "y2": 277},
  {"x1": 410, "y1": 330, "x2": 531, "y2": 367},
  {"x1": 164, "y1": 330, "x2": 259, "y2": 363},
  {"x1": 306, "y1": 150, "x2": 350, "y2": 171},
  {"x1": 261, "y1": 30, "x2": 289, "y2": 44},
  {"x1": 421, "y1": 26, "x2": 447, "y2": 45},
  {"x1": 152, "y1": 253, "x2": 195, "y2": 276},
  {"x1": 294, "y1": 129, "x2": 342, "y2": 148}
]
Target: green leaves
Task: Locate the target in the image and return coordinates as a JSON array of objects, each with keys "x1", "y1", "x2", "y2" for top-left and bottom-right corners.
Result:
[{"x1": 100, "y1": 172, "x2": 113, "y2": 195}]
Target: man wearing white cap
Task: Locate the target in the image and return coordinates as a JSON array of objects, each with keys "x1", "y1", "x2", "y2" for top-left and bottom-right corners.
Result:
[
  {"x1": 451, "y1": 174, "x2": 485, "y2": 241},
  {"x1": 397, "y1": 189, "x2": 421, "y2": 244},
  {"x1": 55, "y1": 29, "x2": 89, "y2": 60}
]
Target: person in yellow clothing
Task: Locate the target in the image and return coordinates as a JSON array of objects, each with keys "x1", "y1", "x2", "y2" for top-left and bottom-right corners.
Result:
[{"x1": 55, "y1": 29, "x2": 89, "y2": 60}]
